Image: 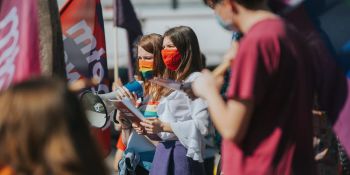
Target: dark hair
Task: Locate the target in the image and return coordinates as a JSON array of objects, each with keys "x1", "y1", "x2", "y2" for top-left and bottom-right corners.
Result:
[
  {"x1": 0, "y1": 77, "x2": 108, "y2": 175},
  {"x1": 163, "y1": 26, "x2": 203, "y2": 81},
  {"x1": 135, "y1": 33, "x2": 166, "y2": 100},
  {"x1": 201, "y1": 53, "x2": 207, "y2": 68},
  {"x1": 203, "y1": 0, "x2": 265, "y2": 9}
]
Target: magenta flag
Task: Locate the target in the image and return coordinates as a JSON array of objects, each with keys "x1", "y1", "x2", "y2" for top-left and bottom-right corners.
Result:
[{"x1": 0, "y1": 0, "x2": 40, "y2": 90}]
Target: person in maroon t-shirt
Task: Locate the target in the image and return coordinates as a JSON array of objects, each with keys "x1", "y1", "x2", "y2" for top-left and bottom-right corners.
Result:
[{"x1": 192, "y1": 0, "x2": 317, "y2": 174}]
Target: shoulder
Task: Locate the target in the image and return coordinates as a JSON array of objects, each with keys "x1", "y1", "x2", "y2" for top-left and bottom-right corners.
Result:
[
  {"x1": 242, "y1": 18, "x2": 287, "y2": 47},
  {"x1": 236, "y1": 18, "x2": 290, "y2": 60},
  {"x1": 185, "y1": 72, "x2": 202, "y2": 82}
]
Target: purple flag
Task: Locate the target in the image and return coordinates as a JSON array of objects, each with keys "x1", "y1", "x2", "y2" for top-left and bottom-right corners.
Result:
[{"x1": 113, "y1": 0, "x2": 143, "y2": 77}]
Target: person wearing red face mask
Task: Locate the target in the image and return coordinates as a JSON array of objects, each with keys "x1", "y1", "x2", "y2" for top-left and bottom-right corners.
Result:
[{"x1": 138, "y1": 26, "x2": 210, "y2": 175}]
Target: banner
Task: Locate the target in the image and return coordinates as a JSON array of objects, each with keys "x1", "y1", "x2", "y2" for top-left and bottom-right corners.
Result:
[
  {"x1": 0, "y1": 0, "x2": 40, "y2": 90},
  {"x1": 60, "y1": 0, "x2": 111, "y2": 157}
]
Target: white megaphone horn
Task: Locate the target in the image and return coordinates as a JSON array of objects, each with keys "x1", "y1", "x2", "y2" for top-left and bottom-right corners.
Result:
[{"x1": 81, "y1": 91, "x2": 119, "y2": 129}]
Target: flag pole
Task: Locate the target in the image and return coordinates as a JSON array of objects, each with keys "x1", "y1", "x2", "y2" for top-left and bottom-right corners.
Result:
[
  {"x1": 114, "y1": 26, "x2": 119, "y2": 85},
  {"x1": 113, "y1": 0, "x2": 120, "y2": 88}
]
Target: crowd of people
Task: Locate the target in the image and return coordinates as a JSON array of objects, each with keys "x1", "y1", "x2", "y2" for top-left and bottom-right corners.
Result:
[{"x1": 0, "y1": 0, "x2": 349, "y2": 175}]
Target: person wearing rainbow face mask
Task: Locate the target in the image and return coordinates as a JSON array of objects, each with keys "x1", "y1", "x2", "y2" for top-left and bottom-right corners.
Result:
[
  {"x1": 114, "y1": 33, "x2": 166, "y2": 175},
  {"x1": 139, "y1": 26, "x2": 210, "y2": 175}
]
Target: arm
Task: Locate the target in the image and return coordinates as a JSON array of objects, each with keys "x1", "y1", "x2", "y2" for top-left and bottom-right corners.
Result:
[
  {"x1": 192, "y1": 70, "x2": 254, "y2": 144},
  {"x1": 115, "y1": 111, "x2": 132, "y2": 143},
  {"x1": 205, "y1": 88, "x2": 253, "y2": 143},
  {"x1": 113, "y1": 148, "x2": 124, "y2": 173}
]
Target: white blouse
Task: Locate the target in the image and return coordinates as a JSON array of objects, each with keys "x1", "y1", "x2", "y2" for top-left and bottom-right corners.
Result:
[{"x1": 157, "y1": 72, "x2": 209, "y2": 162}]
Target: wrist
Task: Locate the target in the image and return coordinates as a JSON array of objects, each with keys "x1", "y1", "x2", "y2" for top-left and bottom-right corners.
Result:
[
  {"x1": 206, "y1": 89, "x2": 220, "y2": 100},
  {"x1": 160, "y1": 122, "x2": 170, "y2": 132},
  {"x1": 160, "y1": 121, "x2": 165, "y2": 132}
]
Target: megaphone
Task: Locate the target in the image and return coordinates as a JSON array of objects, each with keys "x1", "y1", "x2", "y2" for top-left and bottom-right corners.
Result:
[
  {"x1": 81, "y1": 80, "x2": 144, "y2": 128},
  {"x1": 81, "y1": 91, "x2": 119, "y2": 128}
]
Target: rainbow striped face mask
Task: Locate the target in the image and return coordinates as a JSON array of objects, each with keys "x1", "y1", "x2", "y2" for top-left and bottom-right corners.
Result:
[{"x1": 139, "y1": 59, "x2": 154, "y2": 80}]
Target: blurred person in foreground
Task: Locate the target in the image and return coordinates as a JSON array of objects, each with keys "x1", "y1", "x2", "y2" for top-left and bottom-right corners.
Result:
[
  {"x1": 193, "y1": 0, "x2": 319, "y2": 174},
  {"x1": 0, "y1": 77, "x2": 108, "y2": 175}
]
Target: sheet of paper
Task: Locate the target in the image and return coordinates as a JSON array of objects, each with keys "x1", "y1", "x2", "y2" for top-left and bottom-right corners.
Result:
[
  {"x1": 127, "y1": 130, "x2": 156, "y2": 152},
  {"x1": 149, "y1": 78, "x2": 182, "y2": 90}
]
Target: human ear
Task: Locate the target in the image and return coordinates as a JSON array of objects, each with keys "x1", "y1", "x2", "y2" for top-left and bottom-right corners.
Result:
[{"x1": 224, "y1": 0, "x2": 238, "y2": 13}]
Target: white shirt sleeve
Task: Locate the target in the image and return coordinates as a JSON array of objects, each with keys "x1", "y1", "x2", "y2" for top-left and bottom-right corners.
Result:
[{"x1": 157, "y1": 72, "x2": 209, "y2": 162}]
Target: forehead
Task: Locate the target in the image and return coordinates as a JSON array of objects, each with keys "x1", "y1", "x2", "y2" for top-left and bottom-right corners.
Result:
[
  {"x1": 137, "y1": 46, "x2": 153, "y2": 56},
  {"x1": 163, "y1": 37, "x2": 173, "y2": 45}
]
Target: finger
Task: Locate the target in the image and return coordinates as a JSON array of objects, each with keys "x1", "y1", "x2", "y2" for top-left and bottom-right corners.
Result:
[
  {"x1": 121, "y1": 86, "x2": 134, "y2": 99},
  {"x1": 115, "y1": 88, "x2": 125, "y2": 99},
  {"x1": 145, "y1": 127, "x2": 156, "y2": 134},
  {"x1": 135, "y1": 128, "x2": 142, "y2": 132},
  {"x1": 134, "y1": 126, "x2": 143, "y2": 131},
  {"x1": 140, "y1": 121, "x2": 154, "y2": 128},
  {"x1": 132, "y1": 123, "x2": 143, "y2": 129},
  {"x1": 137, "y1": 128, "x2": 146, "y2": 135},
  {"x1": 142, "y1": 119, "x2": 156, "y2": 126},
  {"x1": 115, "y1": 78, "x2": 123, "y2": 87},
  {"x1": 132, "y1": 92, "x2": 138, "y2": 100},
  {"x1": 118, "y1": 86, "x2": 131, "y2": 99},
  {"x1": 112, "y1": 82, "x2": 121, "y2": 91},
  {"x1": 133, "y1": 126, "x2": 141, "y2": 131},
  {"x1": 115, "y1": 93, "x2": 122, "y2": 100},
  {"x1": 117, "y1": 87, "x2": 127, "y2": 97},
  {"x1": 146, "y1": 130, "x2": 155, "y2": 134},
  {"x1": 146, "y1": 118, "x2": 158, "y2": 123},
  {"x1": 144, "y1": 127, "x2": 153, "y2": 132},
  {"x1": 201, "y1": 69, "x2": 211, "y2": 74},
  {"x1": 136, "y1": 129, "x2": 143, "y2": 134}
]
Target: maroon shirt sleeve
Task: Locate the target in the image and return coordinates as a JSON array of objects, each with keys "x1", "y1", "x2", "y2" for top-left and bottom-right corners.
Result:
[{"x1": 226, "y1": 34, "x2": 280, "y2": 104}]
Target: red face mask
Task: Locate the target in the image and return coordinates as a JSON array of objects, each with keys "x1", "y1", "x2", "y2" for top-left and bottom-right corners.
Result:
[{"x1": 161, "y1": 49, "x2": 182, "y2": 71}]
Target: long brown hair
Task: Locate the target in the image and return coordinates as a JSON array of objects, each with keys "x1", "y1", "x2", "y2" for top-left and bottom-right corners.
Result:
[
  {"x1": 135, "y1": 33, "x2": 166, "y2": 101},
  {"x1": 0, "y1": 77, "x2": 108, "y2": 175},
  {"x1": 163, "y1": 26, "x2": 203, "y2": 81}
]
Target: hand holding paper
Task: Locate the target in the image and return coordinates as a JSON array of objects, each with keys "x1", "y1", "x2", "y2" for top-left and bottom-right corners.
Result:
[
  {"x1": 140, "y1": 118, "x2": 170, "y2": 134},
  {"x1": 111, "y1": 98, "x2": 162, "y2": 141}
]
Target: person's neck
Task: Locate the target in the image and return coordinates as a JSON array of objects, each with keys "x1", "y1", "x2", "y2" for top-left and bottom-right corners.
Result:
[{"x1": 236, "y1": 6, "x2": 278, "y2": 33}]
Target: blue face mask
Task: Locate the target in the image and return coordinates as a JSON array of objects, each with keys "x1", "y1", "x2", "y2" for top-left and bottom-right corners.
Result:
[{"x1": 215, "y1": 14, "x2": 236, "y2": 32}]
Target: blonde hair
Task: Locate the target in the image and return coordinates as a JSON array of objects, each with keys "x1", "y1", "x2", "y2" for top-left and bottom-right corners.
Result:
[{"x1": 0, "y1": 77, "x2": 108, "y2": 175}]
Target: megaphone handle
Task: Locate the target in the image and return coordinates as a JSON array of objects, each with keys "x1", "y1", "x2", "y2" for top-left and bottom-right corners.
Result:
[{"x1": 99, "y1": 91, "x2": 119, "y2": 100}]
